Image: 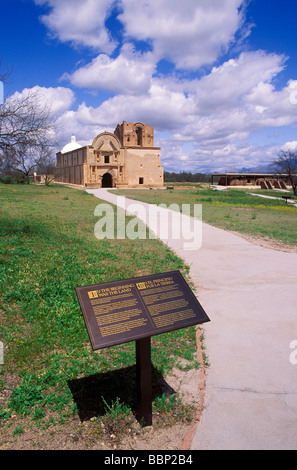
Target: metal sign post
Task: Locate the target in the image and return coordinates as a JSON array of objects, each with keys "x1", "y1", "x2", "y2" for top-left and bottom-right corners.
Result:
[{"x1": 136, "y1": 337, "x2": 152, "y2": 426}]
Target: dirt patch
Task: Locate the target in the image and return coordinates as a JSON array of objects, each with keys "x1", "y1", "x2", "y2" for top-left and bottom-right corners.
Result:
[
  {"x1": 0, "y1": 416, "x2": 193, "y2": 451},
  {"x1": 231, "y1": 232, "x2": 297, "y2": 253},
  {"x1": 171, "y1": 186, "x2": 196, "y2": 190}
]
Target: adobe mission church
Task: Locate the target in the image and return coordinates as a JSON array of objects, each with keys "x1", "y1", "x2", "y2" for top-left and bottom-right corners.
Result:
[{"x1": 56, "y1": 121, "x2": 164, "y2": 188}]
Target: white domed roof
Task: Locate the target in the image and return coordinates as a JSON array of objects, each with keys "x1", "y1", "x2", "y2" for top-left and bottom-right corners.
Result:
[{"x1": 61, "y1": 135, "x2": 82, "y2": 154}]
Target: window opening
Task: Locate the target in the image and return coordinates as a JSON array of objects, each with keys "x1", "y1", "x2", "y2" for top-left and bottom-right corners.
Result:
[{"x1": 136, "y1": 127, "x2": 143, "y2": 146}]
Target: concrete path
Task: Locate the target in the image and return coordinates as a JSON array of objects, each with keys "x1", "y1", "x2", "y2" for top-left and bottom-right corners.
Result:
[
  {"x1": 249, "y1": 192, "x2": 297, "y2": 207},
  {"x1": 87, "y1": 189, "x2": 297, "y2": 450}
]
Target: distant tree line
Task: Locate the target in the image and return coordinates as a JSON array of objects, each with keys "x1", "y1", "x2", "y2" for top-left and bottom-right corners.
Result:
[
  {"x1": 0, "y1": 171, "x2": 31, "y2": 184},
  {"x1": 164, "y1": 171, "x2": 211, "y2": 183}
]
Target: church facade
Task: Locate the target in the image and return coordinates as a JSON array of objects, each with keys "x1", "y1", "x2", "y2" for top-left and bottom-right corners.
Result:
[{"x1": 56, "y1": 121, "x2": 163, "y2": 188}]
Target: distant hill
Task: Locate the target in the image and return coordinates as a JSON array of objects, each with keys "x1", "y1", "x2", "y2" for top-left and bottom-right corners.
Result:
[{"x1": 238, "y1": 163, "x2": 276, "y2": 173}]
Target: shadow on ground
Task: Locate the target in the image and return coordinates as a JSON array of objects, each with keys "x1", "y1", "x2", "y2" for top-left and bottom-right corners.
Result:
[{"x1": 68, "y1": 365, "x2": 175, "y2": 422}]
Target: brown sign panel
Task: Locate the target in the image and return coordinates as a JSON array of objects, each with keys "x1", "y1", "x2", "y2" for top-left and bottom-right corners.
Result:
[{"x1": 75, "y1": 270, "x2": 210, "y2": 350}]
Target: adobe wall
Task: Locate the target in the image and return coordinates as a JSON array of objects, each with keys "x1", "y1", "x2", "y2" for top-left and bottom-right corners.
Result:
[{"x1": 124, "y1": 148, "x2": 163, "y2": 187}]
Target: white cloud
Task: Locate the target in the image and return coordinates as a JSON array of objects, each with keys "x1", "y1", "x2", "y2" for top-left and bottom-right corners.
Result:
[
  {"x1": 8, "y1": 85, "x2": 79, "y2": 149},
  {"x1": 31, "y1": 0, "x2": 297, "y2": 172},
  {"x1": 63, "y1": 44, "x2": 156, "y2": 95},
  {"x1": 9, "y1": 85, "x2": 75, "y2": 116},
  {"x1": 171, "y1": 50, "x2": 286, "y2": 118},
  {"x1": 118, "y1": 0, "x2": 246, "y2": 69},
  {"x1": 75, "y1": 81, "x2": 196, "y2": 131},
  {"x1": 34, "y1": 0, "x2": 117, "y2": 52},
  {"x1": 161, "y1": 139, "x2": 281, "y2": 173},
  {"x1": 282, "y1": 141, "x2": 297, "y2": 151},
  {"x1": 167, "y1": 51, "x2": 293, "y2": 146},
  {"x1": 52, "y1": 49, "x2": 297, "y2": 170},
  {"x1": 35, "y1": 0, "x2": 248, "y2": 70},
  {"x1": 60, "y1": 0, "x2": 249, "y2": 94}
]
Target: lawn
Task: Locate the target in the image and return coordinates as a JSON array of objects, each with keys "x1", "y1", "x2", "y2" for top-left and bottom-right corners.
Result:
[
  {"x1": 0, "y1": 183, "x2": 199, "y2": 448},
  {"x1": 114, "y1": 186, "x2": 297, "y2": 249}
]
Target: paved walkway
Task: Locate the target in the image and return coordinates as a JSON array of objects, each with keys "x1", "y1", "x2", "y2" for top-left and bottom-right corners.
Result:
[
  {"x1": 249, "y1": 192, "x2": 297, "y2": 207},
  {"x1": 87, "y1": 189, "x2": 297, "y2": 450}
]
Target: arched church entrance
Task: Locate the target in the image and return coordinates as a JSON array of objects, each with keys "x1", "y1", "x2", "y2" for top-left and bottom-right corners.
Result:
[{"x1": 102, "y1": 172, "x2": 113, "y2": 188}]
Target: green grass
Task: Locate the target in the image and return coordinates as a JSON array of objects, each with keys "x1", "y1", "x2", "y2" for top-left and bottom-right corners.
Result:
[
  {"x1": 114, "y1": 187, "x2": 297, "y2": 248},
  {"x1": 0, "y1": 183, "x2": 198, "y2": 444}
]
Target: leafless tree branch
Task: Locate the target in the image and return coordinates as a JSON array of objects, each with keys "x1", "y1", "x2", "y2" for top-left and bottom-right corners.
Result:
[
  {"x1": 0, "y1": 68, "x2": 57, "y2": 178},
  {"x1": 274, "y1": 150, "x2": 297, "y2": 195}
]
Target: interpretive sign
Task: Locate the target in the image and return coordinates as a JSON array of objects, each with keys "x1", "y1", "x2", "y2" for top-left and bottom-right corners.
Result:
[
  {"x1": 75, "y1": 270, "x2": 210, "y2": 426},
  {"x1": 75, "y1": 270, "x2": 210, "y2": 351}
]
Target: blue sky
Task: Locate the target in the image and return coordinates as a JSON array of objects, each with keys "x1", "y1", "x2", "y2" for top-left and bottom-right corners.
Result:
[{"x1": 1, "y1": 0, "x2": 297, "y2": 173}]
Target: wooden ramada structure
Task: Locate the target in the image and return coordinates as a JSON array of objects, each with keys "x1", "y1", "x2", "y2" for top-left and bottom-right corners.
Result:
[{"x1": 211, "y1": 173, "x2": 291, "y2": 189}]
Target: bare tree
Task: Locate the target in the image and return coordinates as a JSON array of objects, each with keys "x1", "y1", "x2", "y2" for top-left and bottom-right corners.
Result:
[
  {"x1": 36, "y1": 153, "x2": 58, "y2": 186},
  {"x1": 1, "y1": 91, "x2": 54, "y2": 147},
  {"x1": 2, "y1": 137, "x2": 56, "y2": 182},
  {"x1": 0, "y1": 69, "x2": 56, "y2": 178},
  {"x1": 274, "y1": 150, "x2": 297, "y2": 196}
]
